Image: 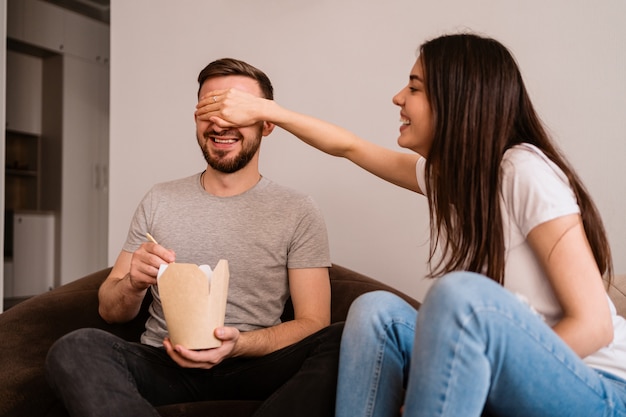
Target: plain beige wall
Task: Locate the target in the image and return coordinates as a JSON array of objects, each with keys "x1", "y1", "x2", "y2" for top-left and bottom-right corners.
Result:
[{"x1": 109, "y1": 0, "x2": 626, "y2": 301}]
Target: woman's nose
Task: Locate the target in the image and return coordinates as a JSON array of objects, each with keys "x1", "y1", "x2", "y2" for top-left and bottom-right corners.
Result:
[{"x1": 392, "y1": 89, "x2": 404, "y2": 106}]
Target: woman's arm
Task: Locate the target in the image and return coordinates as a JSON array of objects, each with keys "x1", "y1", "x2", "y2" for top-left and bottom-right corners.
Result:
[
  {"x1": 196, "y1": 88, "x2": 423, "y2": 194},
  {"x1": 527, "y1": 213, "x2": 613, "y2": 357}
]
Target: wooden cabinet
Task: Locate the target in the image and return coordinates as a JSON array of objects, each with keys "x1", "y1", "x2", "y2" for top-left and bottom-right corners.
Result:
[
  {"x1": 11, "y1": 211, "x2": 55, "y2": 297},
  {"x1": 63, "y1": 10, "x2": 109, "y2": 63},
  {"x1": 4, "y1": 132, "x2": 41, "y2": 211},
  {"x1": 8, "y1": 0, "x2": 64, "y2": 54},
  {"x1": 59, "y1": 55, "x2": 109, "y2": 282},
  {"x1": 5, "y1": 50, "x2": 42, "y2": 135},
  {"x1": 5, "y1": 49, "x2": 43, "y2": 212},
  {"x1": 7, "y1": 0, "x2": 109, "y2": 62},
  {"x1": 4, "y1": 0, "x2": 110, "y2": 291}
]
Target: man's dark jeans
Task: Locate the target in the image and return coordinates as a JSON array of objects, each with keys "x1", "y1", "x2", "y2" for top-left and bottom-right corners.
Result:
[{"x1": 45, "y1": 322, "x2": 344, "y2": 417}]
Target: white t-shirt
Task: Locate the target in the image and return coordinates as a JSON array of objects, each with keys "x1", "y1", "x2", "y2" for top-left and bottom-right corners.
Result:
[{"x1": 416, "y1": 143, "x2": 626, "y2": 380}]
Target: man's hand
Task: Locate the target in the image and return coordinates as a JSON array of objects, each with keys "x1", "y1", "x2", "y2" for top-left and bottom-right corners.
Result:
[
  {"x1": 163, "y1": 326, "x2": 240, "y2": 369},
  {"x1": 127, "y1": 241, "x2": 176, "y2": 291},
  {"x1": 98, "y1": 241, "x2": 175, "y2": 324}
]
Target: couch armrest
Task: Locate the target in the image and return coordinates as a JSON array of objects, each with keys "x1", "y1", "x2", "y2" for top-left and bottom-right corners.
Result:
[
  {"x1": 329, "y1": 264, "x2": 420, "y2": 323},
  {"x1": 0, "y1": 267, "x2": 149, "y2": 417}
]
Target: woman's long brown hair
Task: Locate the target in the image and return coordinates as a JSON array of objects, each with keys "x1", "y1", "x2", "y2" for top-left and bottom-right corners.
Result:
[{"x1": 420, "y1": 33, "x2": 613, "y2": 284}]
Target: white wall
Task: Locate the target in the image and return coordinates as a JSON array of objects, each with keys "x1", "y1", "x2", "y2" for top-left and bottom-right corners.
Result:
[{"x1": 110, "y1": 0, "x2": 626, "y2": 302}]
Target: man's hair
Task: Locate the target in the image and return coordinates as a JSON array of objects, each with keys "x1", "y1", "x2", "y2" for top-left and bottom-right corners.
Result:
[
  {"x1": 197, "y1": 58, "x2": 274, "y2": 100},
  {"x1": 419, "y1": 33, "x2": 613, "y2": 284}
]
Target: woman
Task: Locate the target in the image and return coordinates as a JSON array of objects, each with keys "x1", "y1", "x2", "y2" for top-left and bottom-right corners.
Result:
[{"x1": 196, "y1": 33, "x2": 626, "y2": 416}]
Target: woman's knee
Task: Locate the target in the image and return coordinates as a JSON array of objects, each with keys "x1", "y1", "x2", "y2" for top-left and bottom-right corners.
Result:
[
  {"x1": 346, "y1": 291, "x2": 417, "y2": 332},
  {"x1": 422, "y1": 271, "x2": 500, "y2": 314}
]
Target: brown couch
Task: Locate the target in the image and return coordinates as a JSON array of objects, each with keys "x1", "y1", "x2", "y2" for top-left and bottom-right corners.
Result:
[{"x1": 0, "y1": 264, "x2": 420, "y2": 417}]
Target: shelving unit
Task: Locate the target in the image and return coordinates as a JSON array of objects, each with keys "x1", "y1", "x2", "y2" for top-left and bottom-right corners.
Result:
[
  {"x1": 3, "y1": 0, "x2": 110, "y2": 307},
  {"x1": 5, "y1": 131, "x2": 41, "y2": 211}
]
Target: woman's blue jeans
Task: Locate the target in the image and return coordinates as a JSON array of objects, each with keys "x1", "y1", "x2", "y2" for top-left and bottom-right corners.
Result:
[{"x1": 335, "y1": 271, "x2": 626, "y2": 417}]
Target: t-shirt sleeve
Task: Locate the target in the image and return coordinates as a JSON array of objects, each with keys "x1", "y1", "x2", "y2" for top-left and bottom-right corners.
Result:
[
  {"x1": 122, "y1": 188, "x2": 155, "y2": 253},
  {"x1": 500, "y1": 147, "x2": 580, "y2": 237},
  {"x1": 286, "y1": 196, "x2": 331, "y2": 269},
  {"x1": 416, "y1": 156, "x2": 427, "y2": 194}
]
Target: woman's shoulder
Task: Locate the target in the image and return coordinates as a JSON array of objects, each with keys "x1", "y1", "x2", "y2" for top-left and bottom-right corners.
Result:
[
  {"x1": 501, "y1": 143, "x2": 565, "y2": 182},
  {"x1": 503, "y1": 143, "x2": 547, "y2": 165},
  {"x1": 500, "y1": 143, "x2": 579, "y2": 232}
]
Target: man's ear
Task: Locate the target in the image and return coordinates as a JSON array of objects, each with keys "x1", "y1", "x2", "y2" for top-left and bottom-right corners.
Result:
[{"x1": 262, "y1": 121, "x2": 275, "y2": 137}]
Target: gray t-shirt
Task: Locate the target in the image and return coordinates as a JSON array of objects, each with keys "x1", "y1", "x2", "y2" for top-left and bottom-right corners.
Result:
[{"x1": 122, "y1": 173, "x2": 331, "y2": 347}]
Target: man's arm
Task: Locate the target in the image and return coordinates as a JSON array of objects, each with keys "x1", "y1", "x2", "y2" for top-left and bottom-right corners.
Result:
[
  {"x1": 99, "y1": 242, "x2": 176, "y2": 323},
  {"x1": 234, "y1": 266, "x2": 331, "y2": 356},
  {"x1": 163, "y1": 267, "x2": 331, "y2": 369}
]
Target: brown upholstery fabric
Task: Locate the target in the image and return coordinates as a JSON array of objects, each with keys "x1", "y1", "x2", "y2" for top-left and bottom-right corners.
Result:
[
  {"x1": 0, "y1": 264, "x2": 419, "y2": 417},
  {"x1": 328, "y1": 264, "x2": 420, "y2": 323}
]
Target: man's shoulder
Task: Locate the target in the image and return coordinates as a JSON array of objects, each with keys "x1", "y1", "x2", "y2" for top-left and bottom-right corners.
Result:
[
  {"x1": 258, "y1": 177, "x2": 313, "y2": 201},
  {"x1": 149, "y1": 174, "x2": 199, "y2": 194}
]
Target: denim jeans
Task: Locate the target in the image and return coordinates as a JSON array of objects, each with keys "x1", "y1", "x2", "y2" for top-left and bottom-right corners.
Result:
[
  {"x1": 45, "y1": 322, "x2": 343, "y2": 417},
  {"x1": 336, "y1": 272, "x2": 626, "y2": 417}
]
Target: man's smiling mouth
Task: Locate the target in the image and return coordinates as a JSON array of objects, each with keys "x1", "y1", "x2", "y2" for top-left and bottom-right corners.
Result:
[
  {"x1": 205, "y1": 130, "x2": 241, "y2": 144},
  {"x1": 212, "y1": 137, "x2": 238, "y2": 144}
]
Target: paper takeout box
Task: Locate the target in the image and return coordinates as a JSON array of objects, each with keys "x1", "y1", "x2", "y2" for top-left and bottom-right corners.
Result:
[{"x1": 157, "y1": 260, "x2": 229, "y2": 350}]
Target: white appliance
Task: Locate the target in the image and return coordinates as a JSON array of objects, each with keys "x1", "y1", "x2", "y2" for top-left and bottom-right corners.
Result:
[{"x1": 12, "y1": 211, "x2": 55, "y2": 297}]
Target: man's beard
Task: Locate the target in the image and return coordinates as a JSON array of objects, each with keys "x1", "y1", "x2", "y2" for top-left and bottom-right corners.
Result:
[{"x1": 198, "y1": 128, "x2": 262, "y2": 174}]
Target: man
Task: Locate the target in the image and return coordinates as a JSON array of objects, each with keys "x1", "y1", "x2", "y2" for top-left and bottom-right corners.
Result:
[{"x1": 45, "y1": 58, "x2": 342, "y2": 417}]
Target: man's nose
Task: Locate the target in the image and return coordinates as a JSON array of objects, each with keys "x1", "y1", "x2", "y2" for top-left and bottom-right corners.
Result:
[{"x1": 210, "y1": 123, "x2": 226, "y2": 133}]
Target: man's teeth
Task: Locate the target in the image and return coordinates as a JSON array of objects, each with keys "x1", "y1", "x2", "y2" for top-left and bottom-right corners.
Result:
[
  {"x1": 214, "y1": 138, "x2": 237, "y2": 144},
  {"x1": 400, "y1": 118, "x2": 411, "y2": 125}
]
